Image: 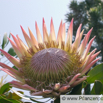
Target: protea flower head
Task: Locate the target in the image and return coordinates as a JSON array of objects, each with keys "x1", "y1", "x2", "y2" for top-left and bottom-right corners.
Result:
[{"x1": 0, "y1": 18, "x2": 100, "y2": 98}]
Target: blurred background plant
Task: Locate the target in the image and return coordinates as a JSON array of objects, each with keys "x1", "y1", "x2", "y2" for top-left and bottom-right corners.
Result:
[{"x1": 0, "y1": 75, "x2": 7, "y2": 88}]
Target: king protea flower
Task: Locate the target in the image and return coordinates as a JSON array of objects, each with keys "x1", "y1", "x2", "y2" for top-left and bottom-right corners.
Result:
[{"x1": 0, "y1": 18, "x2": 100, "y2": 98}]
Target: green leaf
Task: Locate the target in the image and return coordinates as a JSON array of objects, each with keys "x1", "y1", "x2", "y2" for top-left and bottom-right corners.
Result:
[
  {"x1": 8, "y1": 47, "x2": 16, "y2": 56},
  {"x1": 12, "y1": 66, "x2": 18, "y2": 70},
  {"x1": 30, "y1": 98, "x2": 52, "y2": 103},
  {"x1": 54, "y1": 98, "x2": 60, "y2": 103},
  {"x1": 87, "y1": 64, "x2": 103, "y2": 84},
  {"x1": 0, "y1": 83, "x2": 11, "y2": 94},
  {"x1": 11, "y1": 89, "x2": 30, "y2": 100},
  {"x1": 6, "y1": 99, "x2": 20, "y2": 103},
  {"x1": 91, "y1": 80, "x2": 103, "y2": 94},
  {"x1": 84, "y1": 84, "x2": 91, "y2": 94},
  {"x1": 0, "y1": 95, "x2": 20, "y2": 103},
  {"x1": 6, "y1": 33, "x2": 11, "y2": 46},
  {"x1": 30, "y1": 98, "x2": 44, "y2": 103},
  {"x1": 0, "y1": 95, "x2": 12, "y2": 103},
  {"x1": 11, "y1": 89, "x2": 50, "y2": 103},
  {"x1": 82, "y1": 81, "x2": 87, "y2": 88},
  {"x1": 2, "y1": 33, "x2": 8, "y2": 49},
  {"x1": 82, "y1": 81, "x2": 91, "y2": 94},
  {"x1": 70, "y1": 83, "x2": 82, "y2": 94},
  {"x1": 11, "y1": 91, "x2": 23, "y2": 100}
]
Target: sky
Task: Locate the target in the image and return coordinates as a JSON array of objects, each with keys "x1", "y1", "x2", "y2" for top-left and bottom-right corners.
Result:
[
  {"x1": 0, "y1": 0, "x2": 72, "y2": 38},
  {"x1": 0, "y1": 0, "x2": 80, "y2": 102}
]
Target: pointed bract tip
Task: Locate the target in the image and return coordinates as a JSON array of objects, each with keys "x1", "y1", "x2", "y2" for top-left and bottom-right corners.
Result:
[
  {"x1": 98, "y1": 57, "x2": 101, "y2": 60},
  {"x1": 10, "y1": 32, "x2": 13, "y2": 36},
  {"x1": 43, "y1": 18, "x2": 46, "y2": 28},
  {"x1": 28, "y1": 27, "x2": 30, "y2": 30},
  {"x1": 28, "y1": 27, "x2": 32, "y2": 32},
  {"x1": 90, "y1": 27, "x2": 93, "y2": 32},
  {"x1": 51, "y1": 17, "x2": 53, "y2": 24},
  {"x1": 80, "y1": 23, "x2": 82, "y2": 27},
  {"x1": 10, "y1": 33, "x2": 16, "y2": 40},
  {"x1": 60, "y1": 20, "x2": 63, "y2": 24},
  {"x1": 20, "y1": 25, "x2": 23, "y2": 29},
  {"x1": 63, "y1": 23, "x2": 65, "y2": 25},
  {"x1": 20, "y1": 25, "x2": 25, "y2": 33},
  {"x1": 35, "y1": 21, "x2": 37, "y2": 27},
  {"x1": 94, "y1": 48, "x2": 97, "y2": 51},
  {"x1": 98, "y1": 50, "x2": 101, "y2": 54},
  {"x1": 43, "y1": 18, "x2": 45, "y2": 23},
  {"x1": 71, "y1": 18, "x2": 74, "y2": 22},
  {"x1": 35, "y1": 21, "x2": 38, "y2": 30},
  {"x1": 94, "y1": 36, "x2": 96, "y2": 38},
  {"x1": 63, "y1": 23, "x2": 65, "y2": 29},
  {"x1": 16, "y1": 34, "x2": 19, "y2": 38},
  {"x1": 69, "y1": 18, "x2": 74, "y2": 26},
  {"x1": 51, "y1": 17, "x2": 53, "y2": 21},
  {"x1": 59, "y1": 20, "x2": 63, "y2": 28},
  {"x1": 7, "y1": 37, "x2": 11, "y2": 41},
  {"x1": 92, "y1": 48, "x2": 97, "y2": 53}
]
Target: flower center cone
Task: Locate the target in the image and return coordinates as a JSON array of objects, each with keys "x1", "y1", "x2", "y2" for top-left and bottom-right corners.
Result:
[{"x1": 22, "y1": 48, "x2": 81, "y2": 90}]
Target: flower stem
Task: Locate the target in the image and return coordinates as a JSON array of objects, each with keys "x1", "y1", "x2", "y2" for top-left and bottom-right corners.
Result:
[{"x1": 54, "y1": 97, "x2": 60, "y2": 103}]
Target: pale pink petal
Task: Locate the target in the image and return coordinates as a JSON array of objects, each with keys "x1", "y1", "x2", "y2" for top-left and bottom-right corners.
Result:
[
  {"x1": 28, "y1": 28, "x2": 38, "y2": 52},
  {"x1": 62, "y1": 23, "x2": 66, "y2": 42},
  {"x1": 78, "y1": 36, "x2": 87, "y2": 55},
  {"x1": 0, "y1": 49, "x2": 21, "y2": 68},
  {"x1": 9, "y1": 80, "x2": 37, "y2": 91},
  {"x1": 85, "y1": 28, "x2": 93, "y2": 44},
  {"x1": 82, "y1": 36, "x2": 96, "y2": 60},
  {"x1": 43, "y1": 89, "x2": 52, "y2": 94},
  {"x1": 86, "y1": 51, "x2": 101, "y2": 66},
  {"x1": 66, "y1": 18, "x2": 73, "y2": 46},
  {"x1": 57, "y1": 20, "x2": 63, "y2": 48},
  {"x1": 28, "y1": 27, "x2": 38, "y2": 48},
  {"x1": 81, "y1": 49, "x2": 97, "y2": 70},
  {"x1": 35, "y1": 21, "x2": 43, "y2": 43},
  {"x1": 20, "y1": 25, "x2": 32, "y2": 48},
  {"x1": 78, "y1": 28, "x2": 93, "y2": 55},
  {"x1": 16, "y1": 35, "x2": 32, "y2": 57},
  {"x1": 8, "y1": 38, "x2": 22, "y2": 58},
  {"x1": 54, "y1": 83, "x2": 60, "y2": 90},
  {"x1": 81, "y1": 57, "x2": 101, "y2": 75},
  {"x1": 75, "y1": 24, "x2": 82, "y2": 40},
  {"x1": 31, "y1": 91, "x2": 44, "y2": 96},
  {"x1": 10, "y1": 33, "x2": 21, "y2": 49},
  {"x1": 71, "y1": 76, "x2": 87, "y2": 87},
  {"x1": 68, "y1": 73, "x2": 81, "y2": 85},
  {"x1": 43, "y1": 18, "x2": 49, "y2": 42},
  {"x1": 0, "y1": 68, "x2": 16, "y2": 78},
  {"x1": 0, "y1": 68, "x2": 22, "y2": 81},
  {"x1": 59, "y1": 85, "x2": 70, "y2": 93},
  {"x1": 50, "y1": 17, "x2": 56, "y2": 41},
  {"x1": 10, "y1": 33, "x2": 24, "y2": 56},
  {"x1": 72, "y1": 24, "x2": 82, "y2": 49},
  {"x1": 0, "y1": 62, "x2": 21, "y2": 76},
  {"x1": 16, "y1": 35, "x2": 28, "y2": 50}
]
